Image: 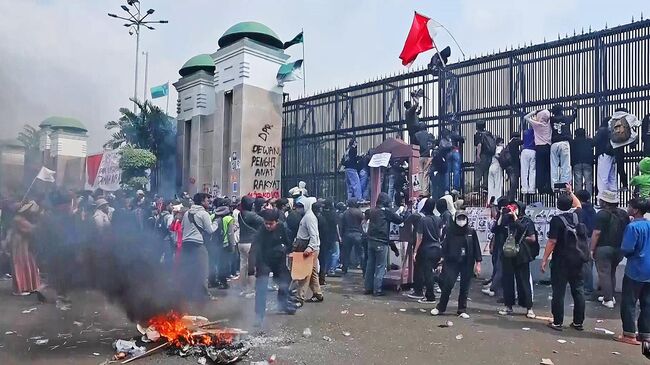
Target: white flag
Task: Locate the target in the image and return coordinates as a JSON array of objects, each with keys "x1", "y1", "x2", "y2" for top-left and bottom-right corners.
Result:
[{"x1": 36, "y1": 166, "x2": 56, "y2": 182}]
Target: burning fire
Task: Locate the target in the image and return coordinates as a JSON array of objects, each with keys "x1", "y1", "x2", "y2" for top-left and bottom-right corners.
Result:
[{"x1": 148, "y1": 312, "x2": 236, "y2": 348}]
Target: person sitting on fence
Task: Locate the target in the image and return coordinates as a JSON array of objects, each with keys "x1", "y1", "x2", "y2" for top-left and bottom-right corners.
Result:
[
  {"x1": 571, "y1": 128, "x2": 594, "y2": 196},
  {"x1": 342, "y1": 138, "x2": 362, "y2": 200},
  {"x1": 550, "y1": 104, "x2": 577, "y2": 189},
  {"x1": 525, "y1": 109, "x2": 553, "y2": 194},
  {"x1": 473, "y1": 121, "x2": 496, "y2": 194},
  {"x1": 487, "y1": 137, "x2": 505, "y2": 204},
  {"x1": 595, "y1": 117, "x2": 617, "y2": 194}
]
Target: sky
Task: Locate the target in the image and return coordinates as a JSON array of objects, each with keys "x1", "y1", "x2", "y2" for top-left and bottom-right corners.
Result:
[{"x1": 0, "y1": 0, "x2": 648, "y2": 152}]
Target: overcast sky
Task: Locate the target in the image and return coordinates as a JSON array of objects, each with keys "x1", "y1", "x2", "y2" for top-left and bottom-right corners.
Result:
[{"x1": 0, "y1": 0, "x2": 647, "y2": 152}]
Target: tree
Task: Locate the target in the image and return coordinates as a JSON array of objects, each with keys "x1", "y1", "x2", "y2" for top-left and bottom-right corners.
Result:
[
  {"x1": 105, "y1": 98, "x2": 176, "y2": 192},
  {"x1": 17, "y1": 125, "x2": 41, "y2": 151},
  {"x1": 119, "y1": 147, "x2": 157, "y2": 191}
]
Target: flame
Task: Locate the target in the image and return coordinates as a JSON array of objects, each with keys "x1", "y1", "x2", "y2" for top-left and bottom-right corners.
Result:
[{"x1": 148, "y1": 312, "x2": 235, "y2": 348}]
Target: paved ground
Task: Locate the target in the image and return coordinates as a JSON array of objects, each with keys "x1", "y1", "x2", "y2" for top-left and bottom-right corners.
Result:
[{"x1": 0, "y1": 272, "x2": 647, "y2": 365}]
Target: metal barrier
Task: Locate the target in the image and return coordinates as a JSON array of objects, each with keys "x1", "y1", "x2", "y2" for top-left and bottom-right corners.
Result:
[{"x1": 282, "y1": 19, "x2": 650, "y2": 203}]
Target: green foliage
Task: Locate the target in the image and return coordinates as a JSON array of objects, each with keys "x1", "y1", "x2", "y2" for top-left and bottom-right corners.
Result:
[
  {"x1": 119, "y1": 147, "x2": 156, "y2": 190},
  {"x1": 17, "y1": 125, "x2": 41, "y2": 151}
]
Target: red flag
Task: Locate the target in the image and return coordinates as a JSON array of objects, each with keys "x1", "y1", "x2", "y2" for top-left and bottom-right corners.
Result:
[
  {"x1": 399, "y1": 12, "x2": 435, "y2": 66},
  {"x1": 86, "y1": 153, "x2": 104, "y2": 186}
]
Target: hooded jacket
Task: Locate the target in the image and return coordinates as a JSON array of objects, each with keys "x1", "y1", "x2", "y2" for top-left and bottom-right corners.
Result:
[
  {"x1": 182, "y1": 204, "x2": 219, "y2": 245},
  {"x1": 238, "y1": 199, "x2": 264, "y2": 243},
  {"x1": 631, "y1": 157, "x2": 650, "y2": 199},
  {"x1": 442, "y1": 211, "x2": 482, "y2": 264},
  {"x1": 366, "y1": 193, "x2": 404, "y2": 246},
  {"x1": 571, "y1": 128, "x2": 594, "y2": 165},
  {"x1": 296, "y1": 197, "x2": 320, "y2": 251},
  {"x1": 525, "y1": 110, "x2": 551, "y2": 146}
]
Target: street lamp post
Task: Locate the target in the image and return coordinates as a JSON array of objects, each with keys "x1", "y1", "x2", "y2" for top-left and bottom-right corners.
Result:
[{"x1": 108, "y1": 0, "x2": 168, "y2": 112}]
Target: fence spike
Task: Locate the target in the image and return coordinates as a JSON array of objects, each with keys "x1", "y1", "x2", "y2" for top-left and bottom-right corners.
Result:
[
  {"x1": 543, "y1": 37, "x2": 546, "y2": 42},
  {"x1": 557, "y1": 33, "x2": 561, "y2": 40},
  {"x1": 632, "y1": 16, "x2": 635, "y2": 22},
  {"x1": 641, "y1": 12, "x2": 644, "y2": 20},
  {"x1": 573, "y1": 29, "x2": 576, "y2": 36},
  {"x1": 605, "y1": 22, "x2": 608, "y2": 29},
  {"x1": 581, "y1": 27, "x2": 584, "y2": 34},
  {"x1": 589, "y1": 25, "x2": 592, "y2": 32}
]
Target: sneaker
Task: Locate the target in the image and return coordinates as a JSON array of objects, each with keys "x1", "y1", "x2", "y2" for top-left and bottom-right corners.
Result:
[
  {"x1": 642, "y1": 341, "x2": 650, "y2": 359},
  {"x1": 498, "y1": 307, "x2": 513, "y2": 316},
  {"x1": 430, "y1": 308, "x2": 440, "y2": 316},
  {"x1": 407, "y1": 293, "x2": 425, "y2": 300},
  {"x1": 570, "y1": 323, "x2": 584, "y2": 331},
  {"x1": 434, "y1": 284, "x2": 442, "y2": 293},
  {"x1": 547, "y1": 322, "x2": 563, "y2": 331},
  {"x1": 597, "y1": 296, "x2": 616, "y2": 304},
  {"x1": 602, "y1": 300, "x2": 615, "y2": 308},
  {"x1": 481, "y1": 288, "x2": 495, "y2": 297},
  {"x1": 418, "y1": 298, "x2": 437, "y2": 304},
  {"x1": 526, "y1": 309, "x2": 536, "y2": 319},
  {"x1": 458, "y1": 312, "x2": 470, "y2": 319}
]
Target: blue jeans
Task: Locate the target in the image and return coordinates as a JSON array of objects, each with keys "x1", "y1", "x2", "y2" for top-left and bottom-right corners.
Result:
[
  {"x1": 445, "y1": 150, "x2": 461, "y2": 192},
  {"x1": 329, "y1": 241, "x2": 340, "y2": 273},
  {"x1": 359, "y1": 168, "x2": 370, "y2": 200},
  {"x1": 365, "y1": 244, "x2": 388, "y2": 294},
  {"x1": 254, "y1": 258, "x2": 291, "y2": 323},
  {"x1": 551, "y1": 141, "x2": 571, "y2": 186},
  {"x1": 345, "y1": 168, "x2": 362, "y2": 200},
  {"x1": 489, "y1": 248, "x2": 503, "y2": 296}
]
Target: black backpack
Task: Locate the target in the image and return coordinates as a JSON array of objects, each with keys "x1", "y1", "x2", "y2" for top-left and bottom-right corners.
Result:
[
  {"x1": 497, "y1": 146, "x2": 512, "y2": 169},
  {"x1": 480, "y1": 131, "x2": 497, "y2": 156},
  {"x1": 557, "y1": 213, "x2": 590, "y2": 264}
]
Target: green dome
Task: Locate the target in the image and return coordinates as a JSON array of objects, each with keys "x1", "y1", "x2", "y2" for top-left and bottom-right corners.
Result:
[
  {"x1": 179, "y1": 54, "x2": 215, "y2": 77},
  {"x1": 39, "y1": 116, "x2": 87, "y2": 132},
  {"x1": 218, "y1": 21, "x2": 283, "y2": 49}
]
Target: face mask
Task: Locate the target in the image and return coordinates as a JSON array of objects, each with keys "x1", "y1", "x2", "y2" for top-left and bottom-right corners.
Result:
[{"x1": 456, "y1": 219, "x2": 468, "y2": 227}]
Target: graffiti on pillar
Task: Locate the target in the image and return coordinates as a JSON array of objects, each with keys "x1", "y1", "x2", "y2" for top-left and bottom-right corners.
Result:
[{"x1": 250, "y1": 123, "x2": 281, "y2": 199}]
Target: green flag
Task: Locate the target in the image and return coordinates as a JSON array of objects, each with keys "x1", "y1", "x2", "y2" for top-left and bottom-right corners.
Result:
[
  {"x1": 276, "y1": 60, "x2": 304, "y2": 86},
  {"x1": 283, "y1": 31, "x2": 303, "y2": 49},
  {"x1": 150, "y1": 82, "x2": 169, "y2": 99}
]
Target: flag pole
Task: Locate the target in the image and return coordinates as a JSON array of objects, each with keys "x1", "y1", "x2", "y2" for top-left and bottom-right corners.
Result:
[
  {"x1": 165, "y1": 81, "x2": 170, "y2": 115},
  {"x1": 21, "y1": 176, "x2": 38, "y2": 203},
  {"x1": 301, "y1": 28, "x2": 306, "y2": 96}
]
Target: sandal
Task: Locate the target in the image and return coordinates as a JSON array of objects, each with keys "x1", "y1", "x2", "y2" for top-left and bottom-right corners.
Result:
[
  {"x1": 307, "y1": 294, "x2": 324, "y2": 303},
  {"x1": 614, "y1": 334, "x2": 640, "y2": 345}
]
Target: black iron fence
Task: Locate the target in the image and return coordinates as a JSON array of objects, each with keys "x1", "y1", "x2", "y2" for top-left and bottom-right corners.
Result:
[{"x1": 282, "y1": 19, "x2": 650, "y2": 204}]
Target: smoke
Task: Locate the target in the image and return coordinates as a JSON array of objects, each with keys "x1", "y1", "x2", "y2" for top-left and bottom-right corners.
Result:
[{"x1": 34, "y1": 200, "x2": 184, "y2": 323}]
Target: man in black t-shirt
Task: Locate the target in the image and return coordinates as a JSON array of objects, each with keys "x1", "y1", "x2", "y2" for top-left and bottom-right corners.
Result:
[
  {"x1": 591, "y1": 190, "x2": 629, "y2": 308},
  {"x1": 541, "y1": 186, "x2": 585, "y2": 331}
]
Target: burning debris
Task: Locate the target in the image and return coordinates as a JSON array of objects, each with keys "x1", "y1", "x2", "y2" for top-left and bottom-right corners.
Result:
[{"x1": 115, "y1": 312, "x2": 250, "y2": 364}]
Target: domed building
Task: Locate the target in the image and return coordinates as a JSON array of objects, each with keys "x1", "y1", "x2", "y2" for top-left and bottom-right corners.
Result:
[
  {"x1": 174, "y1": 21, "x2": 289, "y2": 198},
  {"x1": 38, "y1": 116, "x2": 88, "y2": 189}
]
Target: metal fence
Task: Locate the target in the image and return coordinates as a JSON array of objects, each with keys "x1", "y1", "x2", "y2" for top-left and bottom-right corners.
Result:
[{"x1": 282, "y1": 19, "x2": 650, "y2": 204}]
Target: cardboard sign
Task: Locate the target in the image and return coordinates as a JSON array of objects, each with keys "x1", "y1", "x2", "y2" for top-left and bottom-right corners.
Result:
[
  {"x1": 289, "y1": 252, "x2": 314, "y2": 280},
  {"x1": 368, "y1": 152, "x2": 392, "y2": 167}
]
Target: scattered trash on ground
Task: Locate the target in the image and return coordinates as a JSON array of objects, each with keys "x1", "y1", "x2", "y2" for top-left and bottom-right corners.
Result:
[
  {"x1": 92, "y1": 352, "x2": 100, "y2": 356},
  {"x1": 552, "y1": 350, "x2": 558, "y2": 354},
  {"x1": 322, "y1": 336, "x2": 333, "y2": 342},
  {"x1": 197, "y1": 356, "x2": 207, "y2": 364},
  {"x1": 594, "y1": 327, "x2": 615, "y2": 335},
  {"x1": 21, "y1": 307, "x2": 37, "y2": 314},
  {"x1": 399, "y1": 308, "x2": 406, "y2": 312},
  {"x1": 556, "y1": 339, "x2": 567, "y2": 344},
  {"x1": 114, "y1": 339, "x2": 146, "y2": 358},
  {"x1": 340, "y1": 310, "x2": 349, "y2": 314},
  {"x1": 522, "y1": 328, "x2": 531, "y2": 331},
  {"x1": 342, "y1": 331, "x2": 351, "y2": 337},
  {"x1": 302, "y1": 328, "x2": 312, "y2": 338},
  {"x1": 73, "y1": 321, "x2": 83, "y2": 327},
  {"x1": 4, "y1": 331, "x2": 15, "y2": 335},
  {"x1": 540, "y1": 358, "x2": 554, "y2": 365},
  {"x1": 353, "y1": 313, "x2": 365, "y2": 317},
  {"x1": 419, "y1": 308, "x2": 427, "y2": 313},
  {"x1": 455, "y1": 334, "x2": 463, "y2": 340},
  {"x1": 55, "y1": 300, "x2": 71, "y2": 311},
  {"x1": 438, "y1": 321, "x2": 454, "y2": 328},
  {"x1": 35, "y1": 339, "x2": 49, "y2": 345},
  {"x1": 596, "y1": 320, "x2": 604, "y2": 323}
]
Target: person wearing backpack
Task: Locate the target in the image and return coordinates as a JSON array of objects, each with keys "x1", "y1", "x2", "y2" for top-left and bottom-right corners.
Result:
[
  {"x1": 499, "y1": 200, "x2": 539, "y2": 319},
  {"x1": 212, "y1": 198, "x2": 235, "y2": 290},
  {"x1": 590, "y1": 190, "x2": 629, "y2": 308},
  {"x1": 473, "y1": 121, "x2": 496, "y2": 193},
  {"x1": 550, "y1": 104, "x2": 577, "y2": 188},
  {"x1": 617, "y1": 198, "x2": 650, "y2": 349},
  {"x1": 181, "y1": 193, "x2": 220, "y2": 302},
  {"x1": 525, "y1": 109, "x2": 553, "y2": 194},
  {"x1": 541, "y1": 185, "x2": 587, "y2": 331},
  {"x1": 487, "y1": 137, "x2": 505, "y2": 204}
]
